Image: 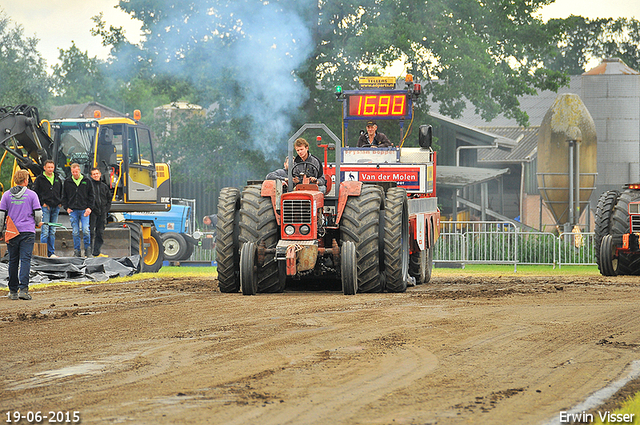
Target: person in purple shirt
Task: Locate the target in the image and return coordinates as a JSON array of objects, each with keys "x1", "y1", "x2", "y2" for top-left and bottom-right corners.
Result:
[{"x1": 0, "y1": 169, "x2": 42, "y2": 300}]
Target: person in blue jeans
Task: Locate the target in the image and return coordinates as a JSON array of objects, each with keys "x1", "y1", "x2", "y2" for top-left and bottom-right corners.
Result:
[
  {"x1": 62, "y1": 163, "x2": 94, "y2": 257},
  {"x1": 33, "y1": 159, "x2": 63, "y2": 257},
  {"x1": 0, "y1": 169, "x2": 42, "y2": 300}
]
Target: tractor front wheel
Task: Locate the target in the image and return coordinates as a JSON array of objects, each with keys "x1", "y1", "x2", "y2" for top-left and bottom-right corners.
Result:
[
  {"x1": 599, "y1": 234, "x2": 619, "y2": 276},
  {"x1": 239, "y1": 185, "x2": 280, "y2": 292},
  {"x1": 384, "y1": 187, "x2": 409, "y2": 292},
  {"x1": 341, "y1": 241, "x2": 357, "y2": 295},
  {"x1": 340, "y1": 184, "x2": 384, "y2": 293},
  {"x1": 240, "y1": 242, "x2": 258, "y2": 295},
  {"x1": 594, "y1": 190, "x2": 620, "y2": 274},
  {"x1": 216, "y1": 187, "x2": 241, "y2": 293},
  {"x1": 410, "y1": 246, "x2": 433, "y2": 284}
]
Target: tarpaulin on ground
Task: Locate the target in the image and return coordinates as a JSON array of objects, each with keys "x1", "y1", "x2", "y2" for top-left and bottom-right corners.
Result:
[{"x1": 0, "y1": 255, "x2": 141, "y2": 287}]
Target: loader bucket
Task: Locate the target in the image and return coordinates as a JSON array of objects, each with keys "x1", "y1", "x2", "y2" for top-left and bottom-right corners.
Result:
[{"x1": 37, "y1": 225, "x2": 132, "y2": 258}]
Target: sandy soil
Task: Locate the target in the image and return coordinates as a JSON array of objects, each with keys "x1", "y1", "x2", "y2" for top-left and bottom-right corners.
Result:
[{"x1": 2, "y1": 273, "x2": 640, "y2": 424}]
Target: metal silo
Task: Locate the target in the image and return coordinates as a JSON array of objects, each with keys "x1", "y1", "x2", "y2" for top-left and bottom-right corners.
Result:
[
  {"x1": 537, "y1": 94, "x2": 598, "y2": 227},
  {"x1": 581, "y1": 58, "x2": 640, "y2": 201}
]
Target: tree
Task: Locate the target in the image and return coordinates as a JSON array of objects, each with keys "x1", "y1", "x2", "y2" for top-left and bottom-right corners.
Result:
[
  {"x1": 299, "y1": 0, "x2": 569, "y2": 128},
  {"x1": 114, "y1": 0, "x2": 315, "y2": 157},
  {"x1": 51, "y1": 42, "x2": 105, "y2": 104},
  {"x1": 153, "y1": 110, "x2": 272, "y2": 184},
  {"x1": 0, "y1": 11, "x2": 50, "y2": 108},
  {"x1": 545, "y1": 16, "x2": 640, "y2": 74}
]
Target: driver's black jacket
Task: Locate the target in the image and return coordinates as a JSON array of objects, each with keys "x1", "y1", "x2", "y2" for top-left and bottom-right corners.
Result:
[
  {"x1": 357, "y1": 131, "x2": 392, "y2": 147},
  {"x1": 293, "y1": 154, "x2": 326, "y2": 187},
  {"x1": 33, "y1": 172, "x2": 63, "y2": 208}
]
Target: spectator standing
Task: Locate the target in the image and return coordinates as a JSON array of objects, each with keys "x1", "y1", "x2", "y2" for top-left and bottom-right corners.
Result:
[
  {"x1": 33, "y1": 159, "x2": 63, "y2": 257},
  {"x1": 62, "y1": 163, "x2": 94, "y2": 257},
  {"x1": 89, "y1": 168, "x2": 111, "y2": 257},
  {"x1": 0, "y1": 170, "x2": 42, "y2": 300},
  {"x1": 202, "y1": 214, "x2": 218, "y2": 228}
]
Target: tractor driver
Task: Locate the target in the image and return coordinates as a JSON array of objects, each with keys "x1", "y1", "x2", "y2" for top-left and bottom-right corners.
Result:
[
  {"x1": 357, "y1": 120, "x2": 392, "y2": 148},
  {"x1": 293, "y1": 138, "x2": 326, "y2": 194}
]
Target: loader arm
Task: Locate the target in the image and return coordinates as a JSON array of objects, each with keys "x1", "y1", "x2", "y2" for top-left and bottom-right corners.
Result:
[{"x1": 0, "y1": 105, "x2": 54, "y2": 176}]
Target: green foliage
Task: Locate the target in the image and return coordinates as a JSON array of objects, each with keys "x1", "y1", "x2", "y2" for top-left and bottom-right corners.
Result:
[
  {"x1": 91, "y1": 12, "x2": 128, "y2": 50},
  {"x1": 593, "y1": 393, "x2": 640, "y2": 425},
  {"x1": 545, "y1": 16, "x2": 640, "y2": 74},
  {"x1": 152, "y1": 110, "x2": 272, "y2": 185},
  {"x1": 51, "y1": 43, "x2": 105, "y2": 104},
  {"x1": 115, "y1": 0, "x2": 314, "y2": 158},
  {"x1": 0, "y1": 11, "x2": 50, "y2": 108},
  {"x1": 5, "y1": 1, "x2": 640, "y2": 193},
  {"x1": 304, "y1": 0, "x2": 567, "y2": 127}
]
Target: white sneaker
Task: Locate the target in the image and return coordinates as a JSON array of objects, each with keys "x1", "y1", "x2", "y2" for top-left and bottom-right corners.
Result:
[{"x1": 49, "y1": 254, "x2": 59, "y2": 258}]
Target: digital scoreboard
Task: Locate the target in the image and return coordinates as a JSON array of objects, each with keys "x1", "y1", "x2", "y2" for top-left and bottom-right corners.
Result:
[{"x1": 345, "y1": 92, "x2": 411, "y2": 120}]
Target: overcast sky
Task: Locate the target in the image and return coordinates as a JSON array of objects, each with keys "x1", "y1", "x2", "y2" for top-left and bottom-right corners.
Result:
[{"x1": 1, "y1": 0, "x2": 640, "y2": 70}]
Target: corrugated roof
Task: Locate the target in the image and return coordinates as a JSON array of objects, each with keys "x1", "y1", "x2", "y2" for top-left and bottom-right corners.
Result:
[
  {"x1": 437, "y1": 165, "x2": 510, "y2": 189},
  {"x1": 429, "y1": 112, "x2": 518, "y2": 148},
  {"x1": 48, "y1": 102, "x2": 125, "y2": 120},
  {"x1": 583, "y1": 57, "x2": 639, "y2": 76},
  {"x1": 427, "y1": 75, "x2": 581, "y2": 127},
  {"x1": 477, "y1": 126, "x2": 539, "y2": 163},
  {"x1": 49, "y1": 104, "x2": 87, "y2": 119}
]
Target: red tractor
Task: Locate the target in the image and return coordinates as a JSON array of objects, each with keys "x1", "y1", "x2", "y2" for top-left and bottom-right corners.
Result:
[
  {"x1": 595, "y1": 186, "x2": 640, "y2": 275},
  {"x1": 216, "y1": 76, "x2": 440, "y2": 294}
]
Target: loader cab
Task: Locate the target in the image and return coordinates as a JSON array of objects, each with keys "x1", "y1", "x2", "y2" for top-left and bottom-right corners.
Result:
[
  {"x1": 95, "y1": 119, "x2": 158, "y2": 203},
  {"x1": 49, "y1": 115, "x2": 169, "y2": 211},
  {"x1": 51, "y1": 119, "x2": 98, "y2": 179}
]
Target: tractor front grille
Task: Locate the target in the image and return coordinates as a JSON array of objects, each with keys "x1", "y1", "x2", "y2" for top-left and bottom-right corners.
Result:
[
  {"x1": 282, "y1": 199, "x2": 312, "y2": 224},
  {"x1": 632, "y1": 215, "x2": 640, "y2": 233}
]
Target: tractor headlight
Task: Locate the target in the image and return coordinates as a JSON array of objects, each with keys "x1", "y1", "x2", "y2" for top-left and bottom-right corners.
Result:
[
  {"x1": 299, "y1": 224, "x2": 311, "y2": 235},
  {"x1": 284, "y1": 225, "x2": 295, "y2": 235},
  {"x1": 630, "y1": 203, "x2": 640, "y2": 215}
]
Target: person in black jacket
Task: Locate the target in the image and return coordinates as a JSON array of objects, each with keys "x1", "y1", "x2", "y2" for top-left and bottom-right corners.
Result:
[
  {"x1": 89, "y1": 168, "x2": 112, "y2": 257},
  {"x1": 357, "y1": 120, "x2": 392, "y2": 147},
  {"x1": 62, "y1": 163, "x2": 94, "y2": 257},
  {"x1": 293, "y1": 138, "x2": 326, "y2": 194},
  {"x1": 33, "y1": 160, "x2": 63, "y2": 257}
]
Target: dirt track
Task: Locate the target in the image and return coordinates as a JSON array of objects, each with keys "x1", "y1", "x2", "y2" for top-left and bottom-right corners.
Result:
[{"x1": 2, "y1": 273, "x2": 640, "y2": 424}]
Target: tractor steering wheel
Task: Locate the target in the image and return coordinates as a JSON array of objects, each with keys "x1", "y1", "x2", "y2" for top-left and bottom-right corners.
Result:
[{"x1": 291, "y1": 162, "x2": 321, "y2": 182}]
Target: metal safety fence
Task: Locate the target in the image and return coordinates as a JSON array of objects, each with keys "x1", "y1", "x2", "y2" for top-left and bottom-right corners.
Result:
[
  {"x1": 434, "y1": 221, "x2": 596, "y2": 270},
  {"x1": 176, "y1": 223, "x2": 596, "y2": 268}
]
